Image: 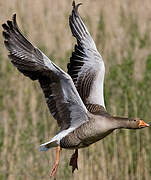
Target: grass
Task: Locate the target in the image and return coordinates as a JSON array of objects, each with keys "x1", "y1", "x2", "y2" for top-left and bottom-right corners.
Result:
[{"x1": 0, "y1": 0, "x2": 151, "y2": 179}]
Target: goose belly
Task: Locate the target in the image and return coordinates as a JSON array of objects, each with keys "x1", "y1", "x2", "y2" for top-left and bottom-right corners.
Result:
[{"x1": 60, "y1": 120, "x2": 113, "y2": 149}]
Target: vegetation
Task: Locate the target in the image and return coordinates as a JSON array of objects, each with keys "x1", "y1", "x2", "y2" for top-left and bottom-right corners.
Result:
[{"x1": 0, "y1": 0, "x2": 151, "y2": 179}]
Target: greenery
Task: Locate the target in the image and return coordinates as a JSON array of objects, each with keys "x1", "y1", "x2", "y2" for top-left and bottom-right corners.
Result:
[{"x1": 0, "y1": 0, "x2": 151, "y2": 179}]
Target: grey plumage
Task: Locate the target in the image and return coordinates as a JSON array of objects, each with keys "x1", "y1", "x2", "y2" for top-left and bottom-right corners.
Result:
[
  {"x1": 2, "y1": 1, "x2": 149, "y2": 175},
  {"x1": 68, "y1": 2, "x2": 105, "y2": 108},
  {"x1": 2, "y1": 14, "x2": 89, "y2": 134}
]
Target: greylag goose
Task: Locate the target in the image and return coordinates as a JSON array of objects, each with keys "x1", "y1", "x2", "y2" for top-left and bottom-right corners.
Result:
[{"x1": 2, "y1": 1, "x2": 149, "y2": 178}]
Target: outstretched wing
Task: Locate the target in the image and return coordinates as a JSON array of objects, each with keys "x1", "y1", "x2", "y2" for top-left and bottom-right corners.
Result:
[
  {"x1": 2, "y1": 14, "x2": 89, "y2": 131},
  {"x1": 68, "y1": 1, "x2": 106, "y2": 109}
]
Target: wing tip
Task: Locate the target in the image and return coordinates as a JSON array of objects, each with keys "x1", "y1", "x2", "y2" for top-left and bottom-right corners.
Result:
[
  {"x1": 12, "y1": 13, "x2": 17, "y2": 25},
  {"x1": 2, "y1": 13, "x2": 17, "y2": 51},
  {"x1": 2, "y1": 13, "x2": 17, "y2": 33},
  {"x1": 72, "y1": 1, "x2": 82, "y2": 14},
  {"x1": 12, "y1": 13, "x2": 16, "y2": 20},
  {"x1": 2, "y1": 23, "x2": 9, "y2": 31}
]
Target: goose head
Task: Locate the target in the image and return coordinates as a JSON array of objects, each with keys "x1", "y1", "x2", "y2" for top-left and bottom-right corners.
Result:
[
  {"x1": 125, "y1": 118, "x2": 149, "y2": 129},
  {"x1": 112, "y1": 117, "x2": 150, "y2": 129}
]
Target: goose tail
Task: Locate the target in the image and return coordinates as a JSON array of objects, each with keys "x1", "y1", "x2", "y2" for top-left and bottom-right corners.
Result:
[{"x1": 40, "y1": 140, "x2": 58, "y2": 151}]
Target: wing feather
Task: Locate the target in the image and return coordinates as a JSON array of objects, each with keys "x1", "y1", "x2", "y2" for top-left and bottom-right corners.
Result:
[
  {"x1": 2, "y1": 14, "x2": 89, "y2": 131},
  {"x1": 68, "y1": 1, "x2": 106, "y2": 109}
]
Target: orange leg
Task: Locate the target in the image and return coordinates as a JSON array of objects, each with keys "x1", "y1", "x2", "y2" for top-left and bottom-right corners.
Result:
[{"x1": 50, "y1": 146, "x2": 61, "y2": 178}]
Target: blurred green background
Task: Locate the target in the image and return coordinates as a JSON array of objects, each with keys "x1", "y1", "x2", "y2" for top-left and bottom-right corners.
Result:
[{"x1": 0, "y1": 0, "x2": 151, "y2": 179}]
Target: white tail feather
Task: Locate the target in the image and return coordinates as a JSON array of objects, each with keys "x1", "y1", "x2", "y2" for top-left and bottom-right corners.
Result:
[
  {"x1": 39, "y1": 127, "x2": 76, "y2": 151},
  {"x1": 39, "y1": 140, "x2": 58, "y2": 151}
]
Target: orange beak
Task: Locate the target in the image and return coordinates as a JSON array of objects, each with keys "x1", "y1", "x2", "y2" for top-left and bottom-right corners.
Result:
[{"x1": 138, "y1": 120, "x2": 150, "y2": 128}]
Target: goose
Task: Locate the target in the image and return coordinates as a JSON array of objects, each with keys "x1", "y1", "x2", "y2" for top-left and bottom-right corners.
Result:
[{"x1": 2, "y1": 1, "x2": 149, "y2": 178}]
